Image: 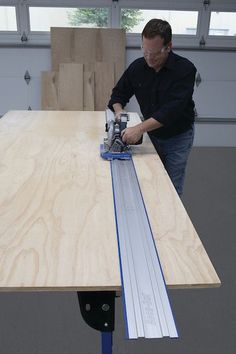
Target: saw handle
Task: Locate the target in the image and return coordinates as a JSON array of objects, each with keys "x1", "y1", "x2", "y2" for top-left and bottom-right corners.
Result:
[{"x1": 134, "y1": 135, "x2": 143, "y2": 145}]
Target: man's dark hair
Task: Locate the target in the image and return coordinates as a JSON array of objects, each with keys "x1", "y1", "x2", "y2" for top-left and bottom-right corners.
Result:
[{"x1": 142, "y1": 19, "x2": 172, "y2": 45}]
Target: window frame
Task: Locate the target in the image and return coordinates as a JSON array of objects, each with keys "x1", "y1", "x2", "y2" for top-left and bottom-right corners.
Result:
[
  {"x1": 0, "y1": 0, "x2": 113, "y2": 45},
  {"x1": 0, "y1": 1, "x2": 20, "y2": 43},
  {"x1": 206, "y1": 4, "x2": 236, "y2": 48},
  {"x1": 0, "y1": 4, "x2": 18, "y2": 31},
  {"x1": 27, "y1": 2, "x2": 112, "y2": 33},
  {"x1": 0, "y1": 0, "x2": 235, "y2": 49}
]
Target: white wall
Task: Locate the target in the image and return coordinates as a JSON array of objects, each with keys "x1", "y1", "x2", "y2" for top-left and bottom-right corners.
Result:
[
  {"x1": 0, "y1": 47, "x2": 51, "y2": 112},
  {"x1": 0, "y1": 46, "x2": 236, "y2": 146}
]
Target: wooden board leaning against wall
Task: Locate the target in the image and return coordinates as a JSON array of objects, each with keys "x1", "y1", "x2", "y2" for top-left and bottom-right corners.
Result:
[{"x1": 41, "y1": 28, "x2": 125, "y2": 111}]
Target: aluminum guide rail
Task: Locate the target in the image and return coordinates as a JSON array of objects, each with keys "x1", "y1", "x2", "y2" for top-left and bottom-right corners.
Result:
[{"x1": 111, "y1": 159, "x2": 178, "y2": 339}]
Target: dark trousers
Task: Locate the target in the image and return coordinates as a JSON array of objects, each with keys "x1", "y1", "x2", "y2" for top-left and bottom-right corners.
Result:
[{"x1": 149, "y1": 126, "x2": 194, "y2": 196}]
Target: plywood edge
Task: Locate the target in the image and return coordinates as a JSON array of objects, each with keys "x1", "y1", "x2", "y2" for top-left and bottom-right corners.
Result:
[
  {"x1": 0, "y1": 285, "x2": 122, "y2": 292},
  {"x1": 0, "y1": 282, "x2": 221, "y2": 292},
  {"x1": 167, "y1": 281, "x2": 221, "y2": 289}
]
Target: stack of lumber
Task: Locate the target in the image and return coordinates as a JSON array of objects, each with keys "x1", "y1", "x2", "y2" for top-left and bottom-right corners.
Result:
[{"x1": 41, "y1": 27, "x2": 125, "y2": 111}]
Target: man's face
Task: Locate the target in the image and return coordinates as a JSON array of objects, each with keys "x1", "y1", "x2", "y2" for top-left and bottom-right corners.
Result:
[{"x1": 142, "y1": 35, "x2": 171, "y2": 70}]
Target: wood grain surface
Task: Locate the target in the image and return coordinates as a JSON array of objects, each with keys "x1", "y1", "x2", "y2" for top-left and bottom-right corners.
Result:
[
  {"x1": 51, "y1": 27, "x2": 125, "y2": 82},
  {"x1": 58, "y1": 63, "x2": 83, "y2": 110},
  {"x1": 94, "y1": 62, "x2": 115, "y2": 111},
  {"x1": 0, "y1": 111, "x2": 221, "y2": 291},
  {"x1": 42, "y1": 62, "x2": 114, "y2": 111},
  {"x1": 83, "y1": 64, "x2": 95, "y2": 111},
  {"x1": 41, "y1": 72, "x2": 59, "y2": 110}
]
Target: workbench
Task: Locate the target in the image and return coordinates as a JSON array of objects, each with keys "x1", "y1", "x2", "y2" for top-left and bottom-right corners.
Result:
[{"x1": 0, "y1": 111, "x2": 220, "y2": 351}]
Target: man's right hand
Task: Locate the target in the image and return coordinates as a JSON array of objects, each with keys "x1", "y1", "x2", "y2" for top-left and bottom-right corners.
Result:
[{"x1": 113, "y1": 103, "x2": 125, "y2": 118}]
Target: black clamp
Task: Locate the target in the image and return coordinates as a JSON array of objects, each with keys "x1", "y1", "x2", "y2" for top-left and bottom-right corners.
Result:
[{"x1": 77, "y1": 291, "x2": 116, "y2": 332}]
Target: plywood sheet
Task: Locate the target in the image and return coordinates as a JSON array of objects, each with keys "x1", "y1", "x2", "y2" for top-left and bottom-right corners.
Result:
[
  {"x1": 83, "y1": 63, "x2": 95, "y2": 111},
  {"x1": 51, "y1": 27, "x2": 125, "y2": 82},
  {"x1": 0, "y1": 111, "x2": 120, "y2": 291},
  {"x1": 0, "y1": 111, "x2": 221, "y2": 291},
  {"x1": 58, "y1": 63, "x2": 83, "y2": 110},
  {"x1": 94, "y1": 62, "x2": 115, "y2": 111},
  {"x1": 41, "y1": 71, "x2": 58, "y2": 110}
]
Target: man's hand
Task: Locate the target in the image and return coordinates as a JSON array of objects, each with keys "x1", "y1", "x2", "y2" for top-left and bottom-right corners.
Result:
[
  {"x1": 121, "y1": 124, "x2": 143, "y2": 144},
  {"x1": 113, "y1": 103, "x2": 125, "y2": 118},
  {"x1": 115, "y1": 110, "x2": 126, "y2": 120},
  {"x1": 122, "y1": 118, "x2": 163, "y2": 144}
]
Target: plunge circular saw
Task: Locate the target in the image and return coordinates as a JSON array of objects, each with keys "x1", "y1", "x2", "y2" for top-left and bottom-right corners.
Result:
[{"x1": 100, "y1": 109, "x2": 135, "y2": 160}]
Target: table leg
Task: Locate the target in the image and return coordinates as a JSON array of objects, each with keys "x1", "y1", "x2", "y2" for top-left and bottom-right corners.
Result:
[{"x1": 101, "y1": 331, "x2": 113, "y2": 354}]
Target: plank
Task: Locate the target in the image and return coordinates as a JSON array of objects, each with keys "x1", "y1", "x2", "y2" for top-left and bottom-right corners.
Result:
[
  {"x1": 94, "y1": 62, "x2": 115, "y2": 111},
  {"x1": 83, "y1": 63, "x2": 95, "y2": 111},
  {"x1": 51, "y1": 27, "x2": 125, "y2": 82},
  {"x1": 51, "y1": 27, "x2": 74, "y2": 70},
  {"x1": 41, "y1": 71, "x2": 58, "y2": 110},
  {"x1": 0, "y1": 111, "x2": 221, "y2": 291},
  {"x1": 58, "y1": 63, "x2": 83, "y2": 110}
]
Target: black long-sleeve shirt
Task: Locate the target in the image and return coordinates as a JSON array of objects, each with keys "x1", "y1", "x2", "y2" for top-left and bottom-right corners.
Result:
[{"x1": 108, "y1": 51, "x2": 197, "y2": 139}]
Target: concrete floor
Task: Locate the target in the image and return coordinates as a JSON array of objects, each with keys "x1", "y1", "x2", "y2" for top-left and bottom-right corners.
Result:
[{"x1": 0, "y1": 147, "x2": 235, "y2": 354}]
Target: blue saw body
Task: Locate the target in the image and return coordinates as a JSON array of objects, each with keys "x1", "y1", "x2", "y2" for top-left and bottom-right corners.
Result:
[{"x1": 100, "y1": 144, "x2": 132, "y2": 160}]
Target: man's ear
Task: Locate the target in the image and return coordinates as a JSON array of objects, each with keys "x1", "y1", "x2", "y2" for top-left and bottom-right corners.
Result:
[{"x1": 167, "y1": 42, "x2": 172, "y2": 52}]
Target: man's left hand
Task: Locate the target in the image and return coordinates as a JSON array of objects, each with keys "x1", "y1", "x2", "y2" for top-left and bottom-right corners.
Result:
[{"x1": 121, "y1": 125, "x2": 143, "y2": 145}]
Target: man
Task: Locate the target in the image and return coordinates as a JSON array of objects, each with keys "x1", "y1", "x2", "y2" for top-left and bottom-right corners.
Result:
[{"x1": 108, "y1": 19, "x2": 196, "y2": 196}]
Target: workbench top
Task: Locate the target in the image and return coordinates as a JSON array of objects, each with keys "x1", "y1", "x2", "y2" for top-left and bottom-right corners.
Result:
[{"x1": 0, "y1": 110, "x2": 220, "y2": 291}]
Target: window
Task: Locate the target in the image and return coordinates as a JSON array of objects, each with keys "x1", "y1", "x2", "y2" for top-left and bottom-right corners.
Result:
[
  {"x1": 121, "y1": 9, "x2": 198, "y2": 35},
  {"x1": 209, "y1": 12, "x2": 236, "y2": 36},
  {"x1": 29, "y1": 7, "x2": 109, "y2": 32},
  {"x1": 1, "y1": 2, "x2": 235, "y2": 48},
  {"x1": 0, "y1": 6, "x2": 17, "y2": 31}
]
